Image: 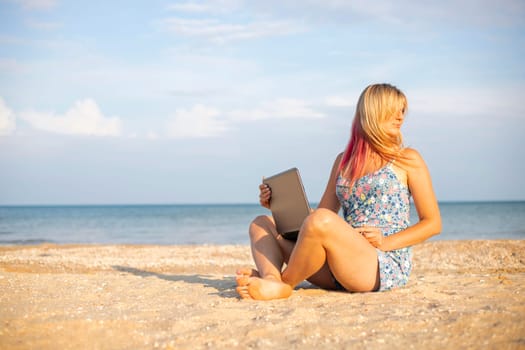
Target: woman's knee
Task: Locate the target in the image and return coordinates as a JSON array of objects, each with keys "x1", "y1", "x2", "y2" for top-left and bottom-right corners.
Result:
[
  {"x1": 301, "y1": 208, "x2": 338, "y2": 238},
  {"x1": 249, "y1": 215, "x2": 276, "y2": 238}
]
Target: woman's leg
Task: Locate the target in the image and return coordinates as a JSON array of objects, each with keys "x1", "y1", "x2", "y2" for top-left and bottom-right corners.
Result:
[
  {"x1": 236, "y1": 215, "x2": 296, "y2": 299},
  {"x1": 245, "y1": 215, "x2": 295, "y2": 279},
  {"x1": 238, "y1": 209, "x2": 379, "y2": 299},
  {"x1": 283, "y1": 208, "x2": 380, "y2": 292}
]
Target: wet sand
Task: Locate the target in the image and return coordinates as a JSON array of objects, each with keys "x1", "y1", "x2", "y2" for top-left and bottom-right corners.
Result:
[{"x1": 0, "y1": 240, "x2": 524, "y2": 349}]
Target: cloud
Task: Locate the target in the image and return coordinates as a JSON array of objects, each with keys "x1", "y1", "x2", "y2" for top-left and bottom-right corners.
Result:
[
  {"x1": 167, "y1": 0, "x2": 242, "y2": 14},
  {"x1": 230, "y1": 98, "x2": 325, "y2": 121},
  {"x1": 160, "y1": 17, "x2": 305, "y2": 44},
  {"x1": 407, "y1": 86, "x2": 525, "y2": 118},
  {"x1": 324, "y1": 95, "x2": 357, "y2": 108},
  {"x1": 25, "y1": 19, "x2": 62, "y2": 30},
  {"x1": 251, "y1": 0, "x2": 525, "y2": 27},
  {"x1": 163, "y1": 1, "x2": 305, "y2": 44},
  {"x1": 165, "y1": 0, "x2": 525, "y2": 28},
  {"x1": 324, "y1": 84, "x2": 525, "y2": 117},
  {"x1": 168, "y1": 3, "x2": 211, "y2": 12},
  {"x1": 146, "y1": 131, "x2": 159, "y2": 140},
  {"x1": 0, "y1": 98, "x2": 16, "y2": 136},
  {"x1": 164, "y1": 99, "x2": 324, "y2": 139},
  {"x1": 166, "y1": 105, "x2": 230, "y2": 139},
  {"x1": 0, "y1": 58, "x2": 27, "y2": 74},
  {"x1": 13, "y1": 0, "x2": 57, "y2": 10},
  {"x1": 19, "y1": 99, "x2": 122, "y2": 136}
]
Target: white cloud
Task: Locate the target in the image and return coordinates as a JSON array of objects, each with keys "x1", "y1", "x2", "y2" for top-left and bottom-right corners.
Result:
[
  {"x1": 166, "y1": 105, "x2": 230, "y2": 139},
  {"x1": 164, "y1": 99, "x2": 323, "y2": 139},
  {"x1": 168, "y1": 2, "x2": 211, "y2": 13},
  {"x1": 253, "y1": 0, "x2": 525, "y2": 27},
  {"x1": 161, "y1": 17, "x2": 305, "y2": 44},
  {"x1": 0, "y1": 97, "x2": 16, "y2": 136},
  {"x1": 167, "y1": 0, "x2": 242, "y2": 13},
  {"x1": 230, "y1": 98, "x2": 325, "y2": 121},
  {"x1": 407, "y1": 86, "x2": 525, "y2": 118},
  {"x1": 0, "y1": 58, "x2": 27, "y2": 73},
  {"x1": 146, "y1": 131, "x2": 159, "y2": 140},
  {"x1": 14, "y1": 0, "x2": 57, "y2": 10},
  {"x1": 19, "y1": 99, "x2": 122, "y2": 136},
  {"x1": 323, "y1": 86, "x2": 525, "y2": 121},
  {"x1": 324, "y1": 95, "x2": 356, "y2": 108},
  {"x1": 25, "y1": 19, "x2": 62, "y2": 30}
]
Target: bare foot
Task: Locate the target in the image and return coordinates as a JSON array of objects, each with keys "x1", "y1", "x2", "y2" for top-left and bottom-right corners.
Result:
[
  {"x1": 236, "y1": 268, "x2": 259, "y2": 277},
  {"x1": 236, "y1": 275, "x2": 293, "y2": 300}
]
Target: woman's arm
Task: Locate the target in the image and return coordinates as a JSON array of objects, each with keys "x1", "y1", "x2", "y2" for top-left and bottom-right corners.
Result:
[
  {"x1": 380, "y1": 148, "x2": 442, "y2": 251},
  {"x1": 317, "y1": 153, "x2": 343, "y2": 213}
]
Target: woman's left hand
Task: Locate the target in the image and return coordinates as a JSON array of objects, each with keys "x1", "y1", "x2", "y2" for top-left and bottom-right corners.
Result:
[{"x1": 357, "y1": 226, "x2": 384, "y2": 249}]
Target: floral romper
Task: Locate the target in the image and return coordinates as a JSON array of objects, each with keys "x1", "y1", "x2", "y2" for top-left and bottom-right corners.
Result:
[{"x1": 335, "y1": 163, "x2": 412, "y2": 291}]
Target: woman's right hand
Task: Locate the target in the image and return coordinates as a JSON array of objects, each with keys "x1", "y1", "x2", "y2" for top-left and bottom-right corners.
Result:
[{"x1": 259, "y1": 183, "x2": 271, "y2": 209}]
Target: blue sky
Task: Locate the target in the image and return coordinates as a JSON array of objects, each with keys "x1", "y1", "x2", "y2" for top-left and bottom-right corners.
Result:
[{"x1": 0, "y1": 0, "x2": 524, "y2": 205}]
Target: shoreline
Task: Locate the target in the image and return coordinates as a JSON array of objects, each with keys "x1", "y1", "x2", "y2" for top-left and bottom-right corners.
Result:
[{"x1": 1, "y1": 240, "x2": 524, "y2": 349}]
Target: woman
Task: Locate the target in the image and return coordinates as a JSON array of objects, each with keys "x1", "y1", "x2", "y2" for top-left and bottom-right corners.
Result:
[{"x1": 236, "y1": 83, "x2": 441, "y2": 300}]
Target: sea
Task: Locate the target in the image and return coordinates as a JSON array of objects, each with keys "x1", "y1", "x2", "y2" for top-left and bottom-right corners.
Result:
[{"x1": 0, "y1": 202, "x2": 524, "y2": 245}]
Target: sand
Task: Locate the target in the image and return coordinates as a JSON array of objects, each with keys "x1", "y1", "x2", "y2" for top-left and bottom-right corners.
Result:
[{"x1": 0, "y1": 240, "x2": 524, "y2": 349}]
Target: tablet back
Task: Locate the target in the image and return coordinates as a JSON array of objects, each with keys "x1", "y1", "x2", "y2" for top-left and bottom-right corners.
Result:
[{"x1": 263, "y1": 168, "x2": 311, "y2": 240}]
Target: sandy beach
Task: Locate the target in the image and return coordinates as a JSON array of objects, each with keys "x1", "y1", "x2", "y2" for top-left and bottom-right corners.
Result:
[{"x1": 0, "y1": 240, "x2": 524, "y2": 349}]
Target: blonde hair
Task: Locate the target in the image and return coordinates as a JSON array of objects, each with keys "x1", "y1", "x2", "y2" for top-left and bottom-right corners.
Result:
[{"x1": 339, "y1": 83, "x2": 408, "y2": 184}]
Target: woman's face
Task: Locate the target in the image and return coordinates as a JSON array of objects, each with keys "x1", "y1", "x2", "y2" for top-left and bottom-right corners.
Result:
[{"x1": 383, "y1": 108, "x2": 405, "y2": 137}]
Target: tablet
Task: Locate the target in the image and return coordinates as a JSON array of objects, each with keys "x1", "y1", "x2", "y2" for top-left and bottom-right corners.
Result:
[{"x1": 263, "y1": 168, "x2": 311, "y2": 241}]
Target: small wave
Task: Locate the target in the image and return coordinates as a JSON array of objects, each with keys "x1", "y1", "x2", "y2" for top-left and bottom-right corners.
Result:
[{"x1": 0, "y1": 238, "x2": 55, "y2": 245}]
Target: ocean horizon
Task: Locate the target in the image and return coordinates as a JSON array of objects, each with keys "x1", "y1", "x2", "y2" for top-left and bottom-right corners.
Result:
[{"x1": 0, "y1": 201, "x2": 524, "y2": 245}]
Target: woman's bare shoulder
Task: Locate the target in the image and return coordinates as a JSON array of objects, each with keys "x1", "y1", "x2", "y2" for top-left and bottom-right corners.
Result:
[
  {"x1": 400, "y1": 147, "x2": 427, "y2": 169},
  {"x1": 329, "y1": 152, "x2": 345, "y2": 175},
  {"x1": 333, "y1": 152, "x2": 345, "y2": 168}
]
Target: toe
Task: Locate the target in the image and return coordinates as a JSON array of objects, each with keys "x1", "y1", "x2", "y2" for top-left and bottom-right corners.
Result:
[
  {"x1": 236, "y1": 267, "x2": 258, "y2": 277},
  {"x1": 236, "y1": 286, "x2": 253, "y2": 299},
  {"x1": 236, "y1": 275, "x2": 250, "y2": 286},
  {"x1": 236, "y1": 267, "x2": 252, "y2": 276}
]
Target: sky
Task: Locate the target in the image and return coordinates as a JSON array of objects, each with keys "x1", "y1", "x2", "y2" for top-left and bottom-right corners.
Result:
[{"x1": 0, "y1": 0, "x2": 524, "y2": 205}]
